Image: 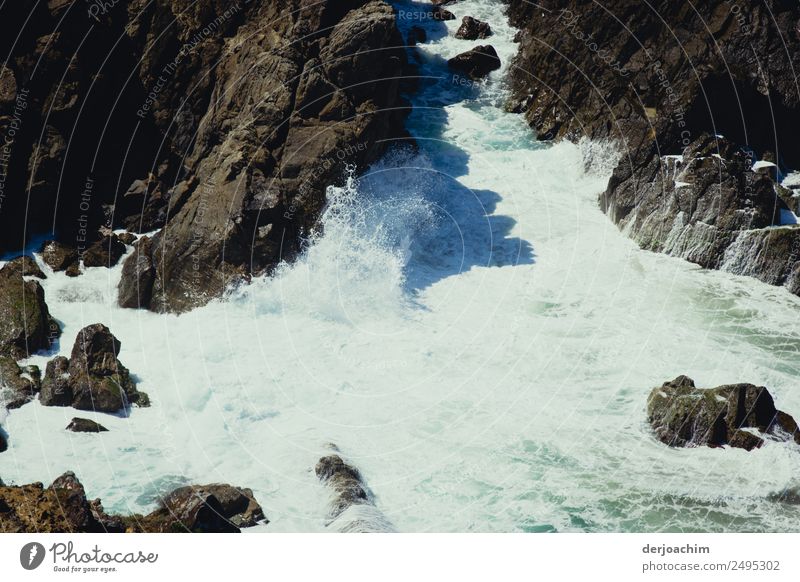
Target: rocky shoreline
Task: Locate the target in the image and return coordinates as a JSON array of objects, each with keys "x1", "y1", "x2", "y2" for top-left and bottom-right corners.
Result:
[{"x1": 505, "y1": 0, "x2": 800, "y2": 296}]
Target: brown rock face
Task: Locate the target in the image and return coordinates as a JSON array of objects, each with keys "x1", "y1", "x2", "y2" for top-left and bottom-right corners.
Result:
[
  {"x1": 117, "y1": 236, "x2": 156, "y2": 309},
  {"x1": 506, "y1": 1, "x2": 800, "y2": 292},
  {"x1": 647, "y1": 376, "x2": 800, "y2": 450},
  {"x1": 40, "y1": 241, "x2": 79, "y2": 272},
  {"x1": 111, "y1": 0, "x2": 412, "y2": 313},
  {"x1": 0, "y1": 1, "x2": 410, "y2": 312},
  {"x1": 0, "y1": 472, "x2": 264, "y2": 533}
]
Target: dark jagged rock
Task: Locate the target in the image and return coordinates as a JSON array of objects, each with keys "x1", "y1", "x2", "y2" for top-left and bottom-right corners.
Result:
[
  {"x1": 448, "y1": 45, "x2": 501, "y2": 79},
  {"x1": 39, "y1": 241, "x2": 78, "y2": 272},
  {"x1": 0, "y1": 472, "x2": 261, "y2": 532},
  {"x1": 118, "y1": 236, "x2": 156, "y2": 309},
  {"x1": 0, "y1": 356, "x2": 40, "y2": 409},
  {"x1": 647, "y1": 376, "x2": 800, "y2": 451},
  {"x1": 0, "y1": 261, "x2": 59, "y2": 359},
  {"x1": 0, "y1": 431, "x2": 6, "y2": 453},
  {"x1": 158, "y1": 484, "x2": 267, "y2": 529},
  {"x1": 506, "y1": 0, "x2": 800, "y2": 292},
  {"x1": 81, "y1": 234, "x2": 127, "y2": 268},
  {"x1": 2, "y1": 256, "x2": 45, "y2": 279},
  {"x1": 39, "y1": 356, "x2": 71, "y2": 407},
  {"x1": 66, "y1": 418, "x2": 108, "y2": 433},
  {"x1": 40, "y1": 324, "x2": 148, "y2": 412},
  {"x1": 455, "y1": 16, "x2": 492, "y2": 40}
]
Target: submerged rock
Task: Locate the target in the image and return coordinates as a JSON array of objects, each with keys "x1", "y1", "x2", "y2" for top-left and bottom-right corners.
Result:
[
  {"x1": 315, "y1": 449, "x2": 395, "y2": 532},
  {"x1": 448, "y1": 45, "x2": 501, "y2": 79},
  {"x1": 40, "y1": 324, "x2": 148, "y2": 413},
  {"x1": 647, "y1": 376, "x2": 800, "y2": 450},
  {"x1": 0, "y1": 261, "x2": 59, "y2": 359},
  {"x1": 0, "y1": 356, "x2": 40, "y2": 409},
  {"x1": 455, "y1": 16, "x2": 492, "y2": 40},
  {"x1": 66, "y1": 418, "x2": 108, "y2": 433},
  {"x1": 432, "y1": 7, "x2": 455, "y2": 21}
]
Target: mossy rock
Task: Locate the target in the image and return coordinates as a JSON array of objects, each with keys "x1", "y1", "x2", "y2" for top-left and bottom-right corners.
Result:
[{"x1": 647, "y1": 376, "x2": 800, "y2": 450}]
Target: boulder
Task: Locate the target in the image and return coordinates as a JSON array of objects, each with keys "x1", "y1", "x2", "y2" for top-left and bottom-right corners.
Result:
[
  {"x1": 81, "y1": 234, "x2": 127, "y2": 268},
  {"x1": 0, "y1": 431, "x2": 6, "y2": 453},
  {"x1": 647, "y1": 376, "x2": 800, "y2": 450},
  {"x1": 0, "y1": 356, "x2": 40, "y2": 409},
  {"x1": 40, "y1": 240, "x2": 78, "y2": 272},
  {"x1": 40, "y1": 325, "x2": 149, "y2": 412},
  {"x1": 117, "y1": 232, "x2": 137, "y2": 245},
  {"x1": 0, "y1": 262, "x2": 59, "y2": 359},
  {"x1": 157, "y1": 484, "x2": 266, "y2": 529},
  {"x1": 66, "y1": 418, "x2": 108, "y2": 433},
  {"x1": 447, "y1": 45, "x2": 501, "y2": 79},
  {"x1": 39, "y1": 356, "x2": 72, "y2": 407},
  {"x1": 455, "y1": 16, "x2": 492, "y2": 40}
]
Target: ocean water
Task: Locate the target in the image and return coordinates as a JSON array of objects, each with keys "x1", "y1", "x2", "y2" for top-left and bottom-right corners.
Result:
[{"x1": 2, "y1": 0, "x2": 800, "y2": 532}]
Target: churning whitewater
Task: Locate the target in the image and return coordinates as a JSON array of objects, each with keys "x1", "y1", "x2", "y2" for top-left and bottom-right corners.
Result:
[{"x1": 3, "y1": 0, "x2": 800, "y2": 532}]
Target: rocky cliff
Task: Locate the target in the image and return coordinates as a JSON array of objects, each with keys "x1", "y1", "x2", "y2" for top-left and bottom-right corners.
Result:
[
  {"x1": 506, "y1": 0, "x2": 800, "y2": 292},
  {"x1": 1, "y1": 0, "x2": 411, "y2": 312}
]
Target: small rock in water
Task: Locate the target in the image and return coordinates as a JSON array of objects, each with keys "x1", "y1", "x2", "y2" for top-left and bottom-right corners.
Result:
[
  {"x1": 448, "y1": 45, "x2": 501, "y2": 80},
  {"x1": 66, "y1": 418, "x2": 108, "y2": 433},
  {"x1": 455, "y1": 16, "x2": 492, "y2": 40},
  {"x1": 40, "y1": 240, "x2": 78, "y2": 272},
  {"x1": 647, "y1": 376, "x2": 800, "y2": 450}
]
